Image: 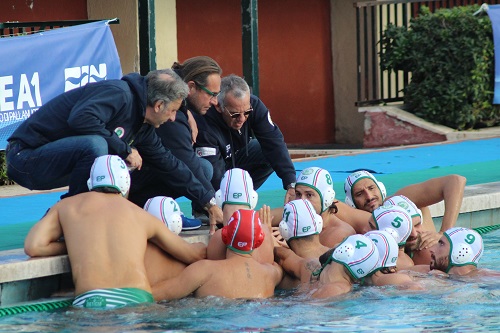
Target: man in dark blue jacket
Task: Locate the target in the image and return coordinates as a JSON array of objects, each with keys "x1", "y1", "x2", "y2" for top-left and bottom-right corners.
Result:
[
  {"x1": 128, "y1": 57, "x2": 222, "y2": 229},
  {"x1": 6, "y1": 69, "x2": 223, "y2": 228},
  {"x1": 194, "y1": 74, "x2": 297, "y2": 204}
]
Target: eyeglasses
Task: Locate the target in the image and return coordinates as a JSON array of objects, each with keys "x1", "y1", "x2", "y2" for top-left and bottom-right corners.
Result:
[
  {"x1": 194, "y1": 81, "x2": 220, "y2": 99},
  {"x1": 224, "y1": 106, "x2": 253, "y2": 119}
]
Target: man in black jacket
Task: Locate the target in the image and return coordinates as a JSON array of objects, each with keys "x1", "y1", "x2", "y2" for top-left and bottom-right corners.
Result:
[
  {"x1": 194, "y1": 74, "x2": 297, "y2": 204},
  {"x1": 6, "y1": 69, "x2": 223, "y2": 228},
  {"x1": 127, "y1": 56, "x2": 223, "y2": 230}
]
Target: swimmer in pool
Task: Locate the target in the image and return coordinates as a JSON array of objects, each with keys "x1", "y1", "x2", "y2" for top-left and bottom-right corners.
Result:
[
  {"x1": 272, "y1": 199, "x2": 328, "y2": 289},
  {"x1": 24, "y1": 155, "x2": 207, "y2": 309},
  {"x1": 206, "y1": 168, "x2": 275, "y2": 265},
  {"x1": 342, "y1": 170, "x2": 466, "y2": 265},
  {"x1": 366, "y1": 204, "x2": 415, "y2": 270},
  {"x1": 277, "y1": 234, "x2": 380, "y2": 298},
  {"x1": 412, "y1": 227, "x2": 499, "y2": 277},
  {"x1": 152, "y1": 209, "x2": 283, "y2": 300},
  {"x1": 364, "y1": 230, "x2": 421, "y2": 289},
  {"x1": 270, "y1": 167, "x2": 355, "y2": 247}
]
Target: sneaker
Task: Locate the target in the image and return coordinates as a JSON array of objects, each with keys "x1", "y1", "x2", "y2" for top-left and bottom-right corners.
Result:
[
  {"x1": 181, "y1": 214, "x2": 202, "y2": 231},
  {"x1": 192, "y1": 210, "x2": 210, "y2": 225}
]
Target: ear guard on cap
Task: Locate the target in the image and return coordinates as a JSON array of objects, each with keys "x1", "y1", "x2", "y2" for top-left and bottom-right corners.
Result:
[
  {"x1": 330, "y1": 234, "x2": 379, "y2": 280},
  {"x1": 216, "y1": 168, "x2": 258, "y2": 209},
  {"x1": 444, "y1": 227, "x2": 483, "y2": 271},
  {"x1": 87, "y1": 155, "x2": 130, "y2": 197},
  {"x1": 365, "y1": 230, "x2": 399, "y2": 269},
  {"x1": 296, "y1": 167, "x2": 336, "y2": 213},
  {"x1": 372, "y1": 204, "x2": 412, "y2": 246},
  {"x1": 278, "y1": 199, "x2": 323, "y2": 242},
  {"x1": 221, "y1": 210, "x2": 265, "y2": 254},
  {"x1": 143, "y1": 196, "x2": 183, "y2": 235},
  {"x1": 344, "y1": 170, "x2": 386, "y2": 208},
  {"x1": 384, "y1": 195, "x2": 422, "y2": 222}
]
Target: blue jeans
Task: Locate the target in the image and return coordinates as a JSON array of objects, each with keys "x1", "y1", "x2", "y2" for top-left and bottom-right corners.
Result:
[
  {"x1": 6, "y1": 135, "x2": 108, "y2": 198},
  {"x1": 230, "y1": 139, "x2": 273, "y2": 190}
]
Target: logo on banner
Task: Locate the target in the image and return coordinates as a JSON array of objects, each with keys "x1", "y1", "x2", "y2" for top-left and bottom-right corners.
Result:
[
  {"x1": 0, "y1": 72, "x2": 42, "y2": 122},
  {"x1": 64, "y1": 64, "x2": 108, "y2": 91},
  {"x1": 0, "y1": 20, "x2": 123, "y2": 150}
]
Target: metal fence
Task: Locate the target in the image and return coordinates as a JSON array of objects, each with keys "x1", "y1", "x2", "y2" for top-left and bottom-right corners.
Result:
[
  {"x1": 354, "y1": 0, "x2": 500, "y2": 106},
  {"x1": 0, "y1": 19, "x2": 119, "y2": 38}
]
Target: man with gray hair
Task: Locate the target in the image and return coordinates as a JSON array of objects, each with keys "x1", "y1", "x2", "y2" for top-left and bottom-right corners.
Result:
[
  {"x1": 6, "y1": 69, "x2": 219, "y2": 220},
  {"x1": 194, "y1": 74, "x2": 296, "y2": 204}
]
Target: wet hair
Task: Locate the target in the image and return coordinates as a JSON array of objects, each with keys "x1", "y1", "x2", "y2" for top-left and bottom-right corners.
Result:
[
  {"x1": 217, "y1": 74, "x2": 250, "y2": 109},
  {"x1": 91, "y1": 187, "x2": 121, "y2": 194},
  {"x1": 319, "y1": 248, "x2": 335, "y2": 266},
  {"x1": 327, "y1": 200, "x2": 339, "y2": 214},
  {"x1": 171, "y1": 56, "x2": 222, "y2": 85},
  {"x1": 145, "y1": 69, "x2": 189, "y2": 107},
  {"x1": 379, "y1": 266, "x2": 397, "y2": 274}
]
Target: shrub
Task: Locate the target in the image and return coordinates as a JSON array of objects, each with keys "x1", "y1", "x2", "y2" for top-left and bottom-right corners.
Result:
[
  {"x1": 0, "y1": 150, "x2": 13, "y2": 185},
  {"x1": 380, "y1": 5, "x2": 500, "y2": 130}
]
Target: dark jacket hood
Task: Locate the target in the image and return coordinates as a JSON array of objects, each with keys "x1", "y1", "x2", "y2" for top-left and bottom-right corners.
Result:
[{"x1": 122, "y1": 73, "x2": 147, "y2": 116}]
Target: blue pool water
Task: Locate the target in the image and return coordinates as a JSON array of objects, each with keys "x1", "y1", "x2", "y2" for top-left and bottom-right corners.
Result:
[{"x1": 0, "y1": 230, "x2": 498, "y2": 332}]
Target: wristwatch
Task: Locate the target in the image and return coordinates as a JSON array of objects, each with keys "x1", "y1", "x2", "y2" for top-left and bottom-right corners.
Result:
[
  {"x1": 287, "y1": 183, "x2": 296, "y2": 190},
  {"x1": 203, "y1": 197, "x2": 217, "y2": 211}
]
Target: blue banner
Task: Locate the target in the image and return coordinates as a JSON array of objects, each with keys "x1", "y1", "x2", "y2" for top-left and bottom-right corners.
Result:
[
  {"x1": 0, "y1": 20, "x2": 122, "y2": 149},
  {"x1": 487, "y1": 5, "x2": 500, "y2": 104}
]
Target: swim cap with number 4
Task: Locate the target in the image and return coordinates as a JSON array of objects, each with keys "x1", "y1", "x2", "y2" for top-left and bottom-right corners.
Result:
[{"x1": 331, "y1": 234, "x2": 379, "y2": 279}]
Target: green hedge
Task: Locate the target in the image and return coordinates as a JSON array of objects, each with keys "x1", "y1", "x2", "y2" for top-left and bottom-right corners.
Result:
[
  {"x1": 380, "y1": 5, "x2": 500, "y2": 130},
  {"x1": 0, "y1": 151, "x2": 14, "y2": 185},
  {"x1": 0, "y1": 150, "x2": 12, "y2": 185}
]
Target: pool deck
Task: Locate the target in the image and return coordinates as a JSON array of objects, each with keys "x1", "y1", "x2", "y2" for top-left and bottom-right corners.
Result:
[{"x1": 1, "y1": 140, "x2": 500, "y2": 308}]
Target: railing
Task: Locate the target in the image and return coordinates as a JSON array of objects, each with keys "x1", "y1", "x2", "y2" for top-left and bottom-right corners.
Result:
[
  {"x1": 0, "y1": 19, "x2": 119, "y2": 38},
  {"x1": 354, "y1": 0, "x2": 500, "y2": 106}
]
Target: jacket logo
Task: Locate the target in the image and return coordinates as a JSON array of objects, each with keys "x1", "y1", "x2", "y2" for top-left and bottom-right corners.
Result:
[{"x1": 114, "y1": 127, "x2": 125, "y2": 138}]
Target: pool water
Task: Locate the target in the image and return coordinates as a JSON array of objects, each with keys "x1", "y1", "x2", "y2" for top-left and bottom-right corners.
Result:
[{"x1": 0, "y1": 230, "x2": 499, "y2": 332}]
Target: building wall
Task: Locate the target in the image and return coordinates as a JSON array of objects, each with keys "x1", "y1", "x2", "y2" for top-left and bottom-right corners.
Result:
[
  {"x1": 0, "y1": 0, "x2": 363, "y2": 146},
  {"x1": 176, "y1": 0, "x2": 335, "y2": 146},
  {"x1": 154, "y1": 0, "x2": 178, "y2": 70},
  {"x1": 0, "y1": 0, "x2": 87, "y2": 22},
  {"x1": 87, "y1": 0, "x2": 140, "y2": 74},
  {"x1": 331, "y1": 0, "x2": 363, "y2": 145}
]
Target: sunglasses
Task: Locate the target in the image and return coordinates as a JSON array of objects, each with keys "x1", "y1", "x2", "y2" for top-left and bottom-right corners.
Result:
[
  {"x1": 224, "y1": 106, "x2": 253, "y2": 119},
  {"x1": 194, "y1": 81, "x2": 220, "y2": 99}
]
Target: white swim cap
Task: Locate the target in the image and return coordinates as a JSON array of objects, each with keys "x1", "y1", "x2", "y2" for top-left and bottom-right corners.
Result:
[
  {"x1": 216, "y1": 168, "x2": 258, "y2": 209},
  {"x1": 372, "y1": 204, "x2": 412, "y2": 246},
  {"x1": 87, "y1": 155, "x2": 130, "y2": 197},
  {"x1": 279, "y1": 199, "x2": 323, "y2": 242},
  {"x1": 344, "y1": 170, "x2": 386, "y2": 208},
  {"x1": 143, "y1": 196, "x2": 183, "y2": 235},
  {"x1": 365, "y1": 230, "x2": 399, "y2": 270},
  {"x1": 384, "y1": 195, "x2": 422, "y2": 223},
  {"x1": 296, "y1": 167, "x2": 336, "y2": 213},
  {"x1": 444, "y1": 227, "x2": 483, "y2": 272},
  {"x1": 330, "y1": 234, "x2": 379, "y2": 280}
]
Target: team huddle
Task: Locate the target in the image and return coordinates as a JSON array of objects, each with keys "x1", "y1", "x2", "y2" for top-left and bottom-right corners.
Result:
[
  {"x1": 24, "y1": 155, "x2": 489, "y2": 309},
  {"x1": 5, "y1": 55, "x2": 492, "y2": 310}
]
